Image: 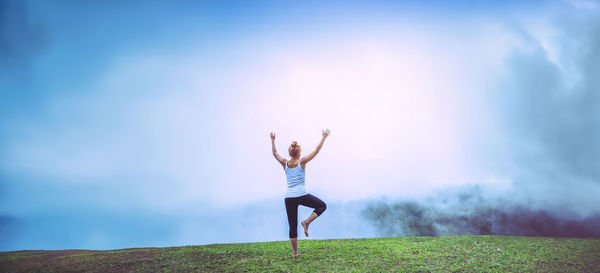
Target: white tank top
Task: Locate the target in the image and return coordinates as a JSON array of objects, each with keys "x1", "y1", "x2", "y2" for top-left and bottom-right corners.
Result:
[{"x1": 284, "y1": 159, "x2": 308, "y2": 198}]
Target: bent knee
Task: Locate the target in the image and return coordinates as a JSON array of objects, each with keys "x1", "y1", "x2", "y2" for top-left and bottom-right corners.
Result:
[{"x1": 316, "y1": 202, "x2": 327, "y2": 215}]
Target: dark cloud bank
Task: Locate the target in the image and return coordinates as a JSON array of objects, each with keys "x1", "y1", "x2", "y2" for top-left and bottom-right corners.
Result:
[
  {"x1": 362, "y1": 185, "x2": 600, "y2": 238},
  {"x1": 362, "y1": 8, "x2": 600, "y2": 238}
]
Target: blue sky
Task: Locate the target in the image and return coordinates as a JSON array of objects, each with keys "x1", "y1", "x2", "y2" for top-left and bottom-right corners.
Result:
[{"x1": 1, "y1": 0, "x2": 599, "y2": 251}]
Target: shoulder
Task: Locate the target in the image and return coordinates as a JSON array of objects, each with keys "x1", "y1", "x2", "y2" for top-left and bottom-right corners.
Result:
[{"x1": 299, "y1": 158, "x2": 307, "y2": 167}]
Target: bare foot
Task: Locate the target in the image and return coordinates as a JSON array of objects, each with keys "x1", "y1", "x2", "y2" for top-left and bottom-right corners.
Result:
[
  {"x1": 301, "y1": 220, "x2": 309, "y2": 237},
  {"x1": 293, "y1": 252, "x2": 300, "y2": 258}
]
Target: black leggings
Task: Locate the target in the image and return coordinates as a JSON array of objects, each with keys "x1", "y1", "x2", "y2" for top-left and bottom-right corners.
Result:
[{"x1": 284, "y1": 193, "x2": 327, "y2": 238}]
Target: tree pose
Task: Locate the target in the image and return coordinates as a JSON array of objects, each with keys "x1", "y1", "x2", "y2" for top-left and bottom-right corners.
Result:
[{"x1": 270, "y1": 129, "x2": 330, "y2": 258}]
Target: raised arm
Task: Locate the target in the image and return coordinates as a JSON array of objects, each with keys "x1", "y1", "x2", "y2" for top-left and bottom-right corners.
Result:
[
  {"x1": 301, "y1": 128, "x2": 330, "y2": 164},
  {"x1": 270, "y1": 132, "x2": 286, "y2": 169}
]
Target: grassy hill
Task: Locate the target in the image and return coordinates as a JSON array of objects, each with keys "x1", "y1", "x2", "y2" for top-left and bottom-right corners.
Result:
[{"x1": 1, "y1": 235, "x2": 599, "y2": 272}]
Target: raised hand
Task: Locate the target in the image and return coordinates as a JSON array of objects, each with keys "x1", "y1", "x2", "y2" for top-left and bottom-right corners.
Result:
[
  {"x1": 322, "y1": 128, "x2": 331, "y2": 138},
  {"x1": 270, "y1": 131, "x2": 276, "y2": 141}
]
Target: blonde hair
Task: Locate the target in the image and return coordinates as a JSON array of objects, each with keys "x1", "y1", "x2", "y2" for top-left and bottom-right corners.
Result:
[{"x1": 288, "y1": 141, "x2": 301, "y2": 159}]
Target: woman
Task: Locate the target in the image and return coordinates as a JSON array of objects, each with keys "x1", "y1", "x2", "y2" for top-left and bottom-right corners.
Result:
[{"x1": 270, "y1": 129, "x2": 330, "y2": 258}]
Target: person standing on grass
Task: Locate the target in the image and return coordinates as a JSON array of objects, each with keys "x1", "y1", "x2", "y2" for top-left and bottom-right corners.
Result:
[{"x1": 270, "y1": 129, "x2": 330, "y2": 258}]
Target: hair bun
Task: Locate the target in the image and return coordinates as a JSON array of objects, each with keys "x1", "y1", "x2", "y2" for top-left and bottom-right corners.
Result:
[{"x1": 289, "y1": 141, "x2": 301, "y2": 159}]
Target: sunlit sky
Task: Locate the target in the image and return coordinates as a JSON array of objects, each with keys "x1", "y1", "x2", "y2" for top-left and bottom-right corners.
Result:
[{"x1": 1, "y1": 0, "x2": 599, "y2": 250}]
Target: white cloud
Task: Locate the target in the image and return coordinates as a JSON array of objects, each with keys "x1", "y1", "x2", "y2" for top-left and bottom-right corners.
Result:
[
  {"x1": 2, "y1": 14, "x2": 525, "y2": 210},
  {"x1": 6, "y1": 2, "x2": 596, "y2": 213}
]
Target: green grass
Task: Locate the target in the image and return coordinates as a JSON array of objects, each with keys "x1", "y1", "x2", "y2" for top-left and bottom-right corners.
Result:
[{"x1": 1, "y1": 236, "x2": 599, "y2": 272}]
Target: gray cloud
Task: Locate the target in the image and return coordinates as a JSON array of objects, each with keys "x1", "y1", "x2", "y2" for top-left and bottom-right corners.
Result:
[
  {"x1": 489, "y1": 7, "x2": 600, "y2": 216},
  {"x1": 362, "y1": 6, "x2": 600, "y2": 238},
  {"x1": 362, "y1": 185, "x2": 600, "y2": 237},
  {"x1": 498, "y1": 10, "x2": 600, "y2": 184}
]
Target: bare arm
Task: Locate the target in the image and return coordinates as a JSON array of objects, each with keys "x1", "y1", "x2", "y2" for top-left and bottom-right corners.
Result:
[
  {"x1": 270, "y1": 132, "x2": 286, "y2": 169},
  {"x1": 301, "y1": 128, "x2": 330, "y2": 164}
]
